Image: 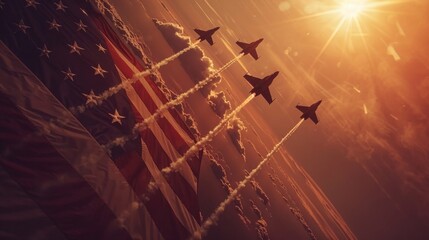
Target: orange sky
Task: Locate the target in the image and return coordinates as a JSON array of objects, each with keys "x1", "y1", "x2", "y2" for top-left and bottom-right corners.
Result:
[{"x1": 111, "y1": 0, "x2": 429, "y2": 239}]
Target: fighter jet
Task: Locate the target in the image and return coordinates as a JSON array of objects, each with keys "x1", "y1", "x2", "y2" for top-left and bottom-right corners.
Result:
[
  {"x1": 244, "y1": 71, "x2": 279, "y2": 104},
  {"x1": 194, "y1": 27, "x2": 220, "y2": 45},
  {"x1": 236, "y1": 38, "x2": 263, "y2": 60},
  {"x1": 296, "y1": 100, "x2": 322, "y2": 124}
]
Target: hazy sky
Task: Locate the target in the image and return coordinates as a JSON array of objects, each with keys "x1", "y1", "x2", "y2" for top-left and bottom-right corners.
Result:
[{"x1": 110, "y1": 0, "x2": 429, "y2": 239}]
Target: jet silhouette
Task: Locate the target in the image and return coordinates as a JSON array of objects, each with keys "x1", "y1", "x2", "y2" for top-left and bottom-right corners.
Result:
[
  {"x1": 194, "y1": 27, "x2": 220, "y2": 45},
  {"x1": 236, "y1": 38, "x2": 263, "y2": 60},
  {"x1": 296, "y1": 100, "x2": 322, "y2": 124},
  {"x1": 244, "y1": 71, "x2": 278, "y2": 104}
]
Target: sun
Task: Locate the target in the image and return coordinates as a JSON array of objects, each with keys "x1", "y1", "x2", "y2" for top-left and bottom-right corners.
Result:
[
  {"x1": 339, "y1": 1, "x2": 366, "y2": 19},
  {"x1": 309, "y1": 0, "x2": 371, "y2": 67},
  {"x1": 282, "y1": 0, "x2": 401, "y2": 67}
]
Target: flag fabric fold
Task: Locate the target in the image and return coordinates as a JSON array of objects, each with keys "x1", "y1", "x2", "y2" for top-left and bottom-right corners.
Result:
[{"x1": 0, "y1": 1, "x2": 202, "y2": 239}]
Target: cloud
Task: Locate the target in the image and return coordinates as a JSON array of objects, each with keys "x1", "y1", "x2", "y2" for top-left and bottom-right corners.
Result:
[
  {"x1": 227, "y1": 116, "x2": 246, "y2": 158},
  {"x1": 153, "y1": 19, "x2": 238, "y2": 126},
  {"x1": 261, "y1": 165, "x2": 318, "y2": 240},
  {"x1": 250, "y1": 180, "x2": 270, "y2": 206},
  {"x1": 152, "y1": 19, "x2": 221, "y2": 96},
  {"x1": 207, "y1": 91, "x2": 231, "y2": 118},
  {"x1": 249, "y1": 200, "x2": 263, "y2": 219},
  {"x1": 246, "y1": 139, "x2": 264, "y2": 159},
  {"x1": 207, "y1": 151, "x2": 250, "y2": 226},
  {"x1": 181, "y1": 111, "x2": 200, "y2": 138},
  {"x1": 255, "y1": 219, "x2": 270, "y2": 240},
  {"x1": 249, "y1": 200, "x2": 270, "y2": 240}
]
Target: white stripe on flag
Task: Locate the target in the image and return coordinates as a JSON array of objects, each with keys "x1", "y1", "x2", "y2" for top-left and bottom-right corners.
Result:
[
  {"x1": 140, "y1": 140, "x2": 200, "y2": 234},
  {"x1": 117, "y1": 68, "x2": 198, "y2": 192},
  {"x1": 104, "y1": 35, "x2": 195, "y2": 147}
]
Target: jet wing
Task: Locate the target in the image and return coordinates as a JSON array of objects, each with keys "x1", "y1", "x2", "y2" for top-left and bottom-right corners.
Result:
[
  {"x1": 194, "y1": 29, "x2": 205, "y2": 35},
  {"x1": 296, "y1": 105, "x2": 310, "y2": 113},
  {"x1": 243, "y1": 74, "x2": 261, "y2": 87},
  {"x1": 236, "y1": 41, "x2": 249, "y2": 50},
  {"x1": 309, "y1": 112, "x2": 319, "y2": 124},
  {"x1": 249, "y1": 49, "x2": 259, "y2": 60},
  {"x1": 261, "y1": 88, "x2": 273, "y2": 104},
  {"x1": 206, "y1": 36, "x2": 214, "y2": 45}
]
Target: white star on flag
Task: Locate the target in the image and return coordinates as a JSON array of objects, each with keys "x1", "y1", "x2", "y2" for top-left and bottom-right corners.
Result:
[
  {"x1": 82, "y1": 90, "x2": 99, "y2": 105},
  {"x1": 76, "y1": 20, "x2": 88, "y2": 32},
  {"x1": 38, "y1": 44, "x2": 52, "y2": 58},
  {"x1": 96, "y1": 43, "x2": 107, "y2": 53},
  {"x1": 48, "y1": 19, "x2": 62, "y2": 31},
  {"x1": 109, "y1": 109, "x2": 125, "y2": 125},
  {"x1": 92, "y1": 64, "x2": 107, "y2": 77},
  {"x1": 54, "y1": 0, "x2": 67, "y2": 12},
  {"x1": 16, "y1": 19, "x2": 31, "y2": 34},
  {"x1": 62, "y1": 67, "x2": 75, "y2": 81},
  {"x1": 68, "y1": 41, "x2": 84, "y2": 55},
  {"x1": 25, "y1": 0, "x2": 39, "y2": 8}
]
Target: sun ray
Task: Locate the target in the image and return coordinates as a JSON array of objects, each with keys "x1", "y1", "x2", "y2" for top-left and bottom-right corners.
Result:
[
  {"x1": 311, "y1": 17, "x2": 347, "y2": 68},
  {"x1": 343, "y1": 19, "x2": 353, "y2": 52},
  {"x1": 353, "y1": 18, "x2": 376, "y2": 69},
  {"x1": 283, "y1": 9, "x2": 339, "y2": 24}
]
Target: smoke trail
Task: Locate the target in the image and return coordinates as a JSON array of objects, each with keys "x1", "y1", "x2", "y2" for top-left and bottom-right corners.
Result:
[
  {"x1": 134, "y1": 40, "x2": 201, "y2": 78},
  {"x1": 142, "y1": 94, "x2": 255, "y2": 196},
  {"x1": 163, "y1": 93, "x2": 254, "y2": 174},
  {"x1": 104, "y1": 54, "x2": 244, "y2": 150},
  {"x1": 192, "y1": 119, "x2": 305, "y2": 240},
  {"x1": 69, "y1": 40, "x2": 201, "y2": 114}
]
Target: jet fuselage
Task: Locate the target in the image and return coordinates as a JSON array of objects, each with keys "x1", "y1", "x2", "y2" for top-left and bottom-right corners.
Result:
[
  {"x1": 197, "y1": 27, "x2": 219, "y2": 41},
  {"x1": 240, "y1": 38, "x2": 263, "y2": 55},
  {"x1": 250, "y1": 71, "x2": 278, "y2": 96},
  {"x1": 300, "y1": 100, "x2": 322, "y2": 120}
]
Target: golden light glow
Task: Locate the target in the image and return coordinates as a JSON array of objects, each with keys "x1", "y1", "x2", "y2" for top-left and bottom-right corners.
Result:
[
  {"x1": 281, "y1": 0, "x2": 405, "y2": 68},
  {"x1": 339, "y1": 1, "x2": 365, "y2": 19},
  {"x1": 310, "y1": 0, "x2": 377, "y2": 67}
]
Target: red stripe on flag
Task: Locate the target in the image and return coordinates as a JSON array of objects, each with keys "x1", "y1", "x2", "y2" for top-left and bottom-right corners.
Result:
[
  {"x1": 143, "y1": 184, "x2": 192, "y2": 240},
  {"x1": 92, "y1": 12, "x2": 201, "y2": 178},
  {"x1": 114, "y1": 146, "x2": 152, "y2": 194},
  {"x1": 138, "y1": 126, "x2": 201, "y2": 222},
  {"x1": 102, "y1": 36, "x2": 201, "y2": 221},
  {"x1": 131, "y1": 81, "x2": 201, "y2": 176},
  {"x1": 113, "y1": 142, "x2": 193, "y2": 240},
  {"x1": 90, "y1": 11, "x2": 203, "y2": 236},
  {"x1": 108, "y1": 102, "x2": 194, "y2": 239},
  {"x1": 130, "y1": 104, "x2": 201, "y2": 223}
]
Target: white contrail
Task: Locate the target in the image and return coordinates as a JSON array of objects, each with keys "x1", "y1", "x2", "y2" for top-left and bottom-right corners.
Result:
[
  {"x1": 134, "y1": 40, "x2": 201, "y2": 78},
  {"x1": 192, "y1": 119, "x2": 305, "y2": 240},
  {"x1": 143, "y1": 94, "x2": 255, "y2": 195},
  {"x1": 70, "y1": 40, "x2": 201, "y2": 114},
  {"x1": 104, "y1": 54, "x2": 244, "y2": 150},
  {"x1": 132, "y1": 53, "x2": 244, "y2": 132},
  {"x1": 163, "y1": 94, "x2": 255, "y2": 174}
]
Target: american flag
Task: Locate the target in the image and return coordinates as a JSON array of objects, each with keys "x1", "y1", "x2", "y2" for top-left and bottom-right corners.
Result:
[{"x1": 0, "y1": 0, "x2": 202, "y2": 239}]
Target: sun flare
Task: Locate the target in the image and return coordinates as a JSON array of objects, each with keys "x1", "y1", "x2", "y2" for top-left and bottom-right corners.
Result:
[{"x1": 339, "y1": 2, "x2": 366, "y2": 19}]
